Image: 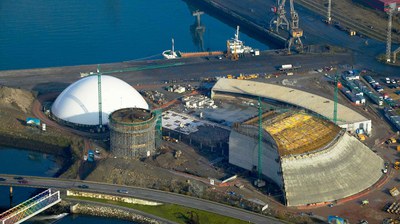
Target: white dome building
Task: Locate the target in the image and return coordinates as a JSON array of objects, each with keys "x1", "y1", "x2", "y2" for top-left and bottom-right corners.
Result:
[{"x1": 51, "y1": 75, "x2": 148, "y2": 126}]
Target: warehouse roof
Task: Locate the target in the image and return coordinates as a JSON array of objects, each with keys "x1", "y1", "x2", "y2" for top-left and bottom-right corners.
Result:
[{"x1": 212, "y1": 79, "x2": 368, "y2": 126}]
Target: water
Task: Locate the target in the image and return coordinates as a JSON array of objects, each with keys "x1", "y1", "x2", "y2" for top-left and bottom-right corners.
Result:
[
  {"x1": 27, "y1": 214, "x2": 138, "y2": 224},
  {"x1": 0, "y1": 147, "x2": 138, "y2": 224},
  {"x1": 0, "y1": 0, "x2": 269, "y2": 71},
  {"x1": 0, "y1": 147, "x2": 61, "y2": 209}
]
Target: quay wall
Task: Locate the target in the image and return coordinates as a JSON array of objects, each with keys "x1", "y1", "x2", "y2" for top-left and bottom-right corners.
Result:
[
  {"x1": 183, "y1": 0, "x2": 287, "y2": 47},
  {"x1": 69, "y1": 202, "x2": 164, "y2": 224},
  {"x1": 67, "y1": 190, "x2": 162, "y2": 206}
]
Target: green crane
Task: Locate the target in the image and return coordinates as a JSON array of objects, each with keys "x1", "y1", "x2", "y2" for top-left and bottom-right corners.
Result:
[
  {"x1": 257, "y1": 97, "x2": 263, "y2": 182},
  {"x1": 97, "y1": 64, "x2": 103, "y2": 129},
  {"x1": 333, "y1": 73, "x2": 338, "y2": 124}
]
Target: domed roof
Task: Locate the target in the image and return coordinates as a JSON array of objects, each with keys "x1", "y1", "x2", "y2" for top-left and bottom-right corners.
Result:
[{"x1": 51, "y1": 75, "x2": 148, "y2": 126}]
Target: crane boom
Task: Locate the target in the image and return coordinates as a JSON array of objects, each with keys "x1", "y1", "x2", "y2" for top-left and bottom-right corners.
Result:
[{"x1": 97, "y1": 64, "x2": 103, "y2": 129}]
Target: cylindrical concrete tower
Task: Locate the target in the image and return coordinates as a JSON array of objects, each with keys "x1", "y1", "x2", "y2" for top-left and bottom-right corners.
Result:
[{"x1": 109, "y1": 108, "x2": 156, "y2": 159}]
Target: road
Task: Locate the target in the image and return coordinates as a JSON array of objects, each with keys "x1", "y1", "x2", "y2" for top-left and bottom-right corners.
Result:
[
  {"x1": 0, "y1": 52, "x2": 358, "y2": 93},
  {"x1": 0, "y1": 174, "x2": 284, "y2": 224}
]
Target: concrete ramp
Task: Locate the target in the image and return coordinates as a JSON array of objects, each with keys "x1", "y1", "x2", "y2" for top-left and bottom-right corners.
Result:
[{"x1": 281, "y1": 133, "x2": 383, "y2": 206}]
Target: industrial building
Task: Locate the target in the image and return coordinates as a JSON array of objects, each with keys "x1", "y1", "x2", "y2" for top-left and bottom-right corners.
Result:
[
  {"x1": 229, "y1": 111, "x2": 383, "y2": 206},
  {"x1": 51, "y1": 75, "x2": 148, "y2": 127},
  {"x1": 211, "y1": 79, "x2": 372, "y2": 134},
  {"x1": 109, "y1": 108, "x2": 158, "y2": 159}
]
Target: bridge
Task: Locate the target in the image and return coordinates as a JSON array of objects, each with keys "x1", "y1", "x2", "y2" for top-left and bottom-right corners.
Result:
[
  {"x1": 0, "y1": 174, "x2": 282, "y2": 224},
  {"x1": 0, "y1": 189, "x2": 61, "y2": 224}
]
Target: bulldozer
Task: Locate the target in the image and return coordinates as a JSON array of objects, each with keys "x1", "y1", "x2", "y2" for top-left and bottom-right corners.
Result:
[{"x1": 386, "y1": 137, "x2": 397, "y2": 144}]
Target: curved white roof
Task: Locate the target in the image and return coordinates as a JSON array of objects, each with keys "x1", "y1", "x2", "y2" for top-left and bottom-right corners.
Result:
[{"x1": 51, "y1": 75, "x2": 148, "y2": 125}]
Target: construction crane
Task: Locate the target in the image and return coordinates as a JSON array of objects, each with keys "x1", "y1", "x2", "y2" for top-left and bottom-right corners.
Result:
[
  {"x1": 333, "y1": 73, "x2": 338, "y2": 124},
  {"x1": 287, "y1": 0, "x2": 303, "y2": 54},
  {"x1": 97, "y1": 64, "x2": 103, "y2": 130},
  {"x1": 269, "y1": 0, "x2": 289, "y2": 33},
  {"x1": 255, "y1": 97, "x2": 265, "y2": 188}
]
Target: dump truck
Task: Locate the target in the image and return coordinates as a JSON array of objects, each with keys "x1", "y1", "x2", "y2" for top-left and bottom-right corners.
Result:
[{"x1": 226, "y1": 74, "x2": 234, "y2": 79}]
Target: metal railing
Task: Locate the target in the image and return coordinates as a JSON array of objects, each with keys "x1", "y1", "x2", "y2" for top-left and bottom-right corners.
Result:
[{"x1": 0, "y1": 189, "x2": 61, "y2": 224}]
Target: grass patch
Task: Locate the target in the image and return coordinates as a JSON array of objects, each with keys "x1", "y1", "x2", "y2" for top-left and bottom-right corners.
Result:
[{"x1": 68, "y1": 196, "x2": 249, "y2": 224}]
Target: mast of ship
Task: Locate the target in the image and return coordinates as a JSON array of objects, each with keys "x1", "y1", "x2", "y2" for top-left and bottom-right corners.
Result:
[
  {"x1": 171, "y1": 38, "x2": 175, "y2": 55},
  {"x1": 235, "y1": 26, "x2": 240, "y2": 42}
]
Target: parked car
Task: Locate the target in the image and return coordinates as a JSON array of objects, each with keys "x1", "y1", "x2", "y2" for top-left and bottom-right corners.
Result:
[{"x1": 13, "y1": 176, "x2": 24, "y2": 180}]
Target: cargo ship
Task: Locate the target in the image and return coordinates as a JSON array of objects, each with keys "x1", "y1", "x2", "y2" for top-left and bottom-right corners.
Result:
[{"x1": 227, "y1": 26, "x2": 252, "y2": 54}]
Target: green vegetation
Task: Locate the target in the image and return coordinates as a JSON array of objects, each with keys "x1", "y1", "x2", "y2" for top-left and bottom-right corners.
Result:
[{"x1": 68, "y1": 196, "x2": 249, "y2": 224}]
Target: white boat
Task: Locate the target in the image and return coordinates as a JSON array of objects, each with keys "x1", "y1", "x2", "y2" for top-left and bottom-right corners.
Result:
[
  {"x1": 227, "y1": 26, "x2": 252, "y2": 54},
  {"x1": 162, "y1": 38, "x2": 180, "y2": 59}
]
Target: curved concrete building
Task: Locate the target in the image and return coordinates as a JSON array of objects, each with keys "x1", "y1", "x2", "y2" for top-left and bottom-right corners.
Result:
[
  {"x1": 229, "y1": 112, "x2": 383, "y2": 206},
  {"x1": 212, "y1": 78, "x2": 372, "y2": 134},
  {"x1": 51, "y1": 75, "x2": 148, "y2": 126}
]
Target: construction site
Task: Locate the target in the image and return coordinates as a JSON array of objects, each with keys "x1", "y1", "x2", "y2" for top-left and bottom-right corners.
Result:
[{"x1": 2, "y1": 0, "x2": 400, "y2": 223}]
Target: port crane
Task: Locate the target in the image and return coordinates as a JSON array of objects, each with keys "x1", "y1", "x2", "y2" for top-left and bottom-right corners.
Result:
[
  {"x1": 287, "y1": 0, "x2": 303, "y2": 54},
  {"x1": 270, "y1": 0, "x2": 303, "y2": 53},
  {"x1": 269, "y1": 0, "x2": 290, "y2": 33}
]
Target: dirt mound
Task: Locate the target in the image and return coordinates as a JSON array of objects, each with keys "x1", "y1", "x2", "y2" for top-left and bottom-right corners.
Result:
[
  {"x1": 0, "y1": 86, "x2": 35, "y2": 113},
  {"x1": 86, "y1": 158, "x2": 188, "y2": 189}
]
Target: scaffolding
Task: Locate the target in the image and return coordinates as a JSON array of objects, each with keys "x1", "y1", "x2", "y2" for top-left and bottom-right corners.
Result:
[
  {"x1": 264, "y1": 113, "x2": 341, "y2": 155},
  {"x1": 109, "y1": 108, "x2": 157, "y2": 159}
]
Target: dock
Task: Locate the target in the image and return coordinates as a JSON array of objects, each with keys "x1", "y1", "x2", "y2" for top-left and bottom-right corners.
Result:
[{"x1": 183, "y1": 0, "x2": 287, "y2": 47}]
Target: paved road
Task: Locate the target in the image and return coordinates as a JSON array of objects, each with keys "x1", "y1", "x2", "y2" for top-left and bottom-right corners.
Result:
[
  {"x1": 0, "y1": 174, "x2": 284, "y2": 224},
  {"x1": 0, "y1": 52, "x2": 355, "y2": 93}
]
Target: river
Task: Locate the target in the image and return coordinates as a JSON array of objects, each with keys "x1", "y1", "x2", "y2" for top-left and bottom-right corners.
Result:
[{"x1": 0, "y1": 0, "x2": 270, "y2": 71}]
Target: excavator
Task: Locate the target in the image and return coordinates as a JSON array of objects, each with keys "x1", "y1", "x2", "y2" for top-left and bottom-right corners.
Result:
[{"x1": 394, "y1": 161, "x2": 400, "y2": 170}]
